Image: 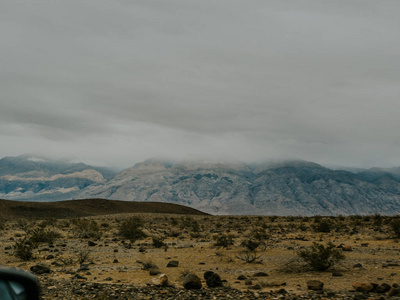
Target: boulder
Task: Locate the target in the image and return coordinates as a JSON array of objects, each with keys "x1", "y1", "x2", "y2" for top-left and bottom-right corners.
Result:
[
  {"x1": 352, "y1": 282, "x2": 374, "y2": 292},
  {"x1": 183, "y1": 273, "x2": 202, "y2": 289},
  {"x1": 205, "y1": 272, "x2": 222, "y2": 287}
]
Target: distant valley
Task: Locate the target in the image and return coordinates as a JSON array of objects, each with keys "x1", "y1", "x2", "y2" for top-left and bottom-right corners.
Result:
[{"x1": 2, "y1": 155, "x2": 400, "y2": 216}]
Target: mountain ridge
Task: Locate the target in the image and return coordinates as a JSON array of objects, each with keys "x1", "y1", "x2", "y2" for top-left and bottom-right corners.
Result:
[{"x1": 2, "y1": 155, "x2": 400, "y2": 215}]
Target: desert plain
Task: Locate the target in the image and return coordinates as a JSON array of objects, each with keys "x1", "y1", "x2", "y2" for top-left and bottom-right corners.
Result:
[{"x1": 1, "y1": 200, "x2": 400, "y2": 299}]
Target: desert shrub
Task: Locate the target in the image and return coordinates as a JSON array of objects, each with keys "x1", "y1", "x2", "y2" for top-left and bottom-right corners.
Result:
[
  {"x1": 136, "y1": 260, "x2": 158, "y2": 270},
  {"x1": 152, "y1": 237, "x2": 165, "y2": 248},
  {"x1": 37, "y1": 218, "x2": 57, "y2": 228},
  {"x1": 298, "y1": 242, "x2": 345, "y2": 271},
  {"x1": 14, "y1": 238, "x2": 36, "y2": 261},
  {"x1": 372, "y1": 213, "x2": 383, "y2": 228},
  {"x1": 236, "y1": 250, "x2": 263, "y2": 263},
  {"x1": 250, "y1": 227, "x2": 269, "y2": 241},
  {"x1": 180, "y1": 217, "x2": 200, "y2": 232},
  {"x1": 240, "y1": 239, "x2": 260, "y2": 251},
  {"x1": 118, "y1": 217, "x2": 146, "y2": 242},
  {"x1": 75, "y1": 247, "x2": 92, "y2": 264},
  {"x1": 71, "y1": 219, "x2": 101, "y2": 239},
  {"x1": 312, "y1": 219, "x2": 334, "y2": 233},
  {"x1": 214, "y1": 234, "x2": 234, "y2": 247},
  {"x1": 27, "y1": 227, "x2": 61, "y2": 244},
  {"x1": 0, "y1": 219, "x2": 5, "y2": 231},
  {"x1": 15, "y1": 219, "x2": 31, "y2": 231},
  {"x1": 390, "y1": 218, "x2": 400, "y2": 237}
]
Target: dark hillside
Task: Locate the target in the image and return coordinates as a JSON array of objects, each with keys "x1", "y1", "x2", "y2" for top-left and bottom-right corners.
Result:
[{"x1": 0, "y1": 198, "x2": 208, "y2": 220}]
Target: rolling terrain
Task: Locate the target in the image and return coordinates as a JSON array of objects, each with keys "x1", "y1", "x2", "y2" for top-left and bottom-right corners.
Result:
[{"x1": 0, "y1": 198, "x2": 207, "y2": 220}]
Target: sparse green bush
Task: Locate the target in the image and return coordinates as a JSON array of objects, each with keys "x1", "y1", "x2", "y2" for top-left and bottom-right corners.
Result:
[
  {"x1": 118, "y1": 217, "x2": 146, "y2": 242},
  {"x1": 214, "y1": 234, "x2": 234, "y2": 248},
  {"x1": 298, "y1": 242, "x2": 345, "y2": 271},
  {"x1": 152, "y1": 236, "x2": 165, "y2": 248},
  {"x1": 312, "y1": 219, "x2": 334, "y2": 233},
  {"x1": 136, "y1": 260, "x2": 158, "y2": 270},
  {"x1": 75, "y1": 247, "x2": 92, "y2": 264},
  {"x1": 27, "y1": 227, "x2": 61, "y2": 244},
  {"x1": 236, "y1": 250, "x2": 263, "y2": 263},
  {"x1": 14, "y1": 238, "x2": 36, "y2": 261},
  {"x1": 0, "y1": 219, "x2": 5, "y2": 231},
  {"x1": 390, "y1": 218, "x2": 400, "y2": 237},
  {"x1": 71, "y1": 219, "x2": 101, "y2": 239},
  {"x1": 240, "y1": 239, "x2": 260, "y2": 251}
]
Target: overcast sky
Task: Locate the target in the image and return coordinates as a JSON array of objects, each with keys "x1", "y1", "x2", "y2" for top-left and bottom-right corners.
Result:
[{"x1": 1, "y1": 0, "x2": 400, "y2": 168}]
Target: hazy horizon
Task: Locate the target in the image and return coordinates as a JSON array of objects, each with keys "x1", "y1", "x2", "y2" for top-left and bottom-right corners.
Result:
[{"x1": 2, "y1": 1, "x2": 400, "y2": 169}]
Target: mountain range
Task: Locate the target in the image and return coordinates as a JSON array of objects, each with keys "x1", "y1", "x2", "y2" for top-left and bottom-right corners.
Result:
[{"x1": 2, "y1": 155, "x2": 400, "y2": 215}]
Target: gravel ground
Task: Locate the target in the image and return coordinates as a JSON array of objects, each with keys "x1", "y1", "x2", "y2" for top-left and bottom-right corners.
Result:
[{"x1": 40, "y1": 278, "x2": 387, "y2": 300}]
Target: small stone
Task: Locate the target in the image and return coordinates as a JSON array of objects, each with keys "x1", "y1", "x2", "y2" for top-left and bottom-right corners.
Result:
[
  {"x1": 253, "y1": 272, "x2": 268, "y2": 277},
  {"x1": 152, "y1": 274, "x2": 169, "y2": 286},
  {"x1": 342, "y1": 245, "x2": 352, "y2": 251},
  {"x1": 166, "y1": 260, "x2": 179, "y2": 268},
  {"x1": 88, "y1": 241, "x2": 97, "y2": 247},
  {"x1": 375, "y1": 283, "x2": 391, "y2": 293},
  {"x1": 244, "y1": 279, "x2": 252, "y2": 285},
  {"x1": 249, "y1": 284, "x2": 261, "y2": 290},
  {"x1": 149, "y1": 269, "x2": 161, "y2": 276},
  {"x1": 113, "y1": 259, "x2": 119, "y2": 263},
  {"x1": 388, "y1": 287, "x2": 400, "y2": 296},
  {"x1": 332, "y1": 271, "x2": 343, "y2": 277},
  {"x1": 30, "y1": 264, "x2": 51, "y2": 275},
  {"x1": 237, "y1": 275, "x2": 247, "y2": 280},
  {"x1": 307, "y1": 280, "x2": 324, "y2": 291}
]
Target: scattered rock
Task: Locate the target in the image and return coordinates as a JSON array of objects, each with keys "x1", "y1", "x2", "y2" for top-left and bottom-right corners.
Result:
[
  {"x1": 183, "y1": 273, "x2": 202, "y2": 289},
  {"x1": 375, "y1": 283, "x2": 391, "y2": 293},
  {"x1": 352, "y1": 282, "x2": 374, "y2": 292},
  {"x1": 307, "y1": 280, "x2": 324, "y2": 291},
  {"x1": 152, "y1": 274, "x2": 169, "y2": 286},
  {"x1": 237, "y1": 275, "x2": 247, "y2": 280},
  {"x1": 253, "y1": 272, "x2": 268, "y2": 277},
  {"x1": 30, "y1": 264, "x2": 51, "y2": 275},
  {"x1": 149, "y1": 269, "x2": 161, "y2": 276},
  {"x1": 264, "y1": 281, "x2": 286, "y2": 287},
  {"x1": 203, "y1": 271, "x2": 215, "y2": 280},
  {"x1": 244, "y1": 279, "x2": 252, "y2": 285},
  {"x1": 341, "y1": 245, "x2": 352, "y2": 251},
  {"x1": 389, "y1": 287, "x2": 400, "y2": 296},
  {"x1": 166, "y1": 260, "x2": 179, "y2": 268},
  {"x1": 205, "y1": 272, "x2": 223, "y2": 287}
]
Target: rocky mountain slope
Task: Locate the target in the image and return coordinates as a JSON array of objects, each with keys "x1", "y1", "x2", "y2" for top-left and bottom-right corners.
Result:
[
  {"x1": 0, "y1": 155, "x2": 116, "y2": 201},
  {"x1": 76, "y1": 159, "x2": 400, "y2": 215},
  {"x1": 2, "y1": 155, "x2": 400, "y2": 215}
]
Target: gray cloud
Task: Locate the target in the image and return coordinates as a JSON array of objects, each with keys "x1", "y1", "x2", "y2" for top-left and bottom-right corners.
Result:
[{"x1": 1, "y1": 0, "x2": 400, "y2": 168}]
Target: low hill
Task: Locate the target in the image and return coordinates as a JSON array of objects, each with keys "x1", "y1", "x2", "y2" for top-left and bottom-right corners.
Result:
[{"x1": 0, "y1": 198, "x2": 207, "y2": 220}]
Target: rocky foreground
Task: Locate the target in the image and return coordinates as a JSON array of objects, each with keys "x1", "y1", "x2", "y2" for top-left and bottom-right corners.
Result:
[{"x1": 37, "y1": 274, "x2": 394, "y2": 300}]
